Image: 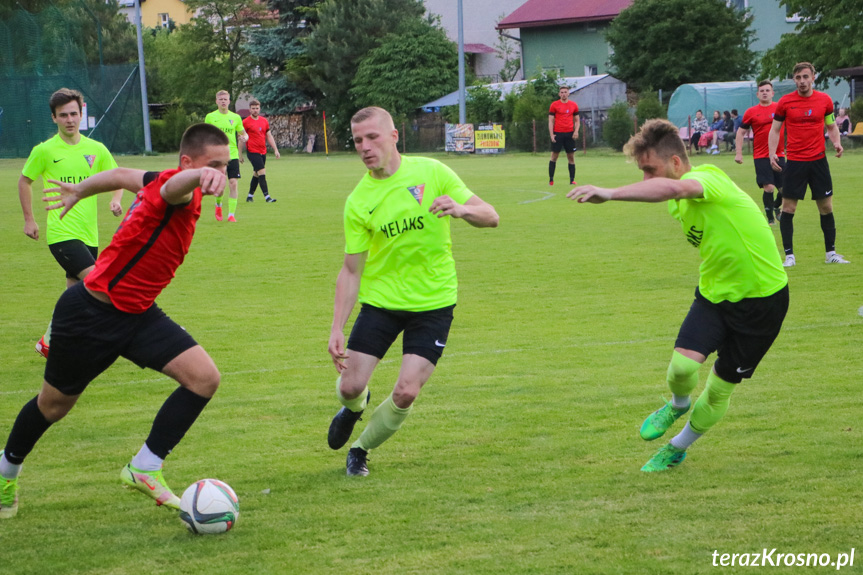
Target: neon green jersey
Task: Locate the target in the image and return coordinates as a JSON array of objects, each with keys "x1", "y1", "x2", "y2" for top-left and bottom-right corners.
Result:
[
  {"x1": 21, "y1": 134, "x2": 118, "y2": 246},
  {"x1": 204, "y1": 110, "x2": 245, "y2": 160},
  {"x1": 671, "y1": 165, "x2": 787, "y2": 303},
  {"x1": 344, "y1": 156, "x2": 474, "y2": 311}
]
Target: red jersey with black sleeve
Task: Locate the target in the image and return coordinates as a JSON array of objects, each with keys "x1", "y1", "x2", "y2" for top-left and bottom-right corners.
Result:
[
  {"x1": 84, "y1": 168, "x2": 201, "y2": 313},
  {"x1": 741, "y1": 102, "x2": 785, "y2": 159},
  {"x1": 549, "y1": 100, "x2": 579, "y2": 133},
  {"x1": 242, "y1": 115, "x2": 270, "y2": 154},
  {"x1": 773, "y1": 90, "x2": 834, "y2": 161}
]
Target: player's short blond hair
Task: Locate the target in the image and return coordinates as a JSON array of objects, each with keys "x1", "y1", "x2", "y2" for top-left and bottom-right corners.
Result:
[
  {"x1": 216, "y1": 90, "x2": 230, "y2": 98},
  {"x1": 623, "y1": 119, "x2": 689, "y2": 164},
  {"x1": 351, "y1": 107, "x2": 395, "y2": 130}
]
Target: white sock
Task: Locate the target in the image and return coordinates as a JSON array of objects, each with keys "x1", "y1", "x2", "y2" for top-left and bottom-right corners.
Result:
[
  {"x1": 0, "y1": 453, "x2": 22, "y2": 479},
  {"x1": 670, "y1": 422, "x2": 702, "y2": 450},
  {"x1": 671, "y1": 394, "x2": 691, "y2": 410},
  {"x1": 130, "y1": 444, "x2": 164, "y2": 472}
]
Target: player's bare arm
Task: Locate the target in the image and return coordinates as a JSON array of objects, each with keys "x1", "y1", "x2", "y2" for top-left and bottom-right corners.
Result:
[
  {"x1": 825, "y1": 122, "x2": 843, "y2": 158},
  {"x1": 162, "y1": 167, "x2": 227, "y2": 204},
  {"x1": 266, "y1": 131, "x2": 281, "y2": 159},
  {"x1": 44, "y1": 168, "x2": 149, "y2": 219},
  {"x1": 238, "y1": 130, "x2": 247, "y2": 163},
  {"x1": 548, "y1": 115, "x2": 556, "y2": 142},
  {"x1": 18, "y1": 175, "x2": 39, "y2": 240},
  {"x1": 568, "y1": 178, "x2": 703, "y2": 203},
  {"x1": 328, "y1": 252, "x2": 367, "y2": 372},
  {"x1": 109, "y1": 189, "x2": 124, "y2": 217},
  {"x1": 429, "y1": 195, "x2": 499, "y2": 228},
  {"x1": 734, "y1": 127, "x2": 747, "y2": 164},
  {"x1": 768, "y1": 119, "x2": 784, "y2": 172}
]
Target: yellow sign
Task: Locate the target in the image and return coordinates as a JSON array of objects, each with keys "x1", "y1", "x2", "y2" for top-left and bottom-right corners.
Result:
[{"x1": 475, "y1": 124, "x2": 505, "y2": 151}]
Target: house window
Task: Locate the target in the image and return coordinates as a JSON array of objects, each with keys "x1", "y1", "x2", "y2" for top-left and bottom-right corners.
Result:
[
  {"x1": 159, "y1": 13, "x2": 170, "y2": 28},
  {"x1": 543, "y1": 66, "x2": 564, "y2": 77},
  {"x1": 584, "y1": 65, "x2": 598, "y2": 76}
]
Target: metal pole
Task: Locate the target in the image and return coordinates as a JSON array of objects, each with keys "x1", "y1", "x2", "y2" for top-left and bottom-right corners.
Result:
[
  {"x1": 134, "y1": 0, "x2": 152, "y2": 152},
  {"x1": 457, "y1": 0, "x2": 466, "y2": 124}
]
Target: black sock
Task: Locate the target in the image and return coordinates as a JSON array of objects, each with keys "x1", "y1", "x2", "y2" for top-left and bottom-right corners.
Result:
[
  {"x1": 548, "y1": 161, "x2": 555, "y2": 181},
  {"x1": 4, "y1": 396, "x2": 53, "y2": 465},
  {"x1": 568, "y1": 163, "x2": 575, "y2": 183},
  {"x1": 248, "y1": 176, "x2": 258, "y2": 196},
  {"x1": 774, "y1": 190, "x2": 783, "y2": 209},
  {"x1": 779, "y1": 212, "x2": 795, "y2": 255},
  {"x1": 145, "y1": 387, "x2": 211, "y2": 459},
  {"x1": 258, "y1": 174, "x2": 269, "y2": 197},
  {"x1": 762, "y1": 191, "x2": 774, "y2": 218},
  {"x1": 820, "y1": 212, "x2": 836, "y2": 252}
]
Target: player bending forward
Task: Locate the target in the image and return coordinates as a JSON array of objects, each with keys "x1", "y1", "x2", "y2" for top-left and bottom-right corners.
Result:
[
  {"x1": 567, "y1": 119, "x2": 789, "y2": 472},
  {"x1": 0, "y1": 124, "x2": 230, "y2": 518}
]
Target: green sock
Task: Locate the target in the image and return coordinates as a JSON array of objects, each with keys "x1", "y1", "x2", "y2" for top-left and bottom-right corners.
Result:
[
  {"x1": 354, "y1": 394, "x2": 411, "y2": 451},
  {"x1": 336, "y1": 376, "x2": 368, "y2": 412},
  {"x1": 228, "y1": 197, "x2": 238, "y2": 215},
  {"x1": 215, "y1": 200, "x2": 222, "y2": 208},
  {"x1": 689, "y1": 370, "x2": 736, "y2": 434},
  {"x1": 667, "y1": 351, "x2": 701, "y2": 404}
]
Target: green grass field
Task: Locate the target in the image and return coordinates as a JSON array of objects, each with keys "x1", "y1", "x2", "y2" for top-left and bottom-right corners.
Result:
[{"x1": 1, "y1": 147, "x2": 861, "y2": 574}]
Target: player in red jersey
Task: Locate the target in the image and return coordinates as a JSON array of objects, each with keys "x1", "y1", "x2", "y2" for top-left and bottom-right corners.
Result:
[
  {"x1": 768, "y1": 62, "x2": 847, "y2": 267},
  {"x1": 548, "y1": 85, "x2": 580, "y2": 186},
  {"x1": 0, "y1": 124, "x2": 230, "y2": 519},
  {"x1": 242, "y1": 99, "x2": 281, "y2": 203},
  {"x1": 735, "y1": 80, "x2": 786, "y2": 224}
]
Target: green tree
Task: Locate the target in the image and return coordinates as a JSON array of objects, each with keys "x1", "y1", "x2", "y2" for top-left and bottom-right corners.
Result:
[
  {"x1": 304, "y1": 0, "x2": 426, "y2": 130},
  {"x1": 761, "y1": 0, "x2": 863, "y2": 84},
  {"x1": 603, "y1": 101, "x2": 634, "y2": 151},
  {"x1": 349, "y1": 20, "x2": 458, "y2": 118},
  {"x1": 606, "y1": 0, "x2": 756, "y2": 92},
  {"x1": 508, "y1": 70, "x2": 561, "y2": 150},
  {"x1": 635, "y1": 92, "x2": 666, "y2": 127}
]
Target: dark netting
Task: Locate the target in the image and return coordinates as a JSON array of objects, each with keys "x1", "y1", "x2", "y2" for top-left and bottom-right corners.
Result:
[{"x1": 0, "y1": 6, "x2": 143, "y2": 158}]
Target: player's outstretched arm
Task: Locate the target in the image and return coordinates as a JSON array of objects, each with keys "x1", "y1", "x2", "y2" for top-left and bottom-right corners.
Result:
[
  {"x1": 329, "y1": 252, "x2": 367, "y2": 372},
  {"x1": 567, "y1": 178, "x2": 703, "y2": 204},
  {"x1": 429, "y1": 195, "x2": 499, "y2": 228},
  {"x1": 161, "y1": 167, "x2": 226, "y2": 205},
  {"x1": 18, "y1": 175, "x2": 39, "y2": 240},
  {"x1": 44, "y1": 168, "x2": 149, "y2": 219}
]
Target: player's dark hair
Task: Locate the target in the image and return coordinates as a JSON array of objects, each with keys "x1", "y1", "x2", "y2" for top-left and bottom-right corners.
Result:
[
  {"x1": 249, "y1": 98, "x2": 260, "y2": 107},
  {"x1": 757, "y1": 80, "x2": 773, "y2": 88},
  {"x1": 179, "y1": 123, "x2": 229, "y2": 158},
  {"x1": 49, "y1": 88, "x2": 83, "y2": 115},
  {"x1": 792, "y1": 62, "x2": 815, "y2": 77},
  {"x1": 624, "y1": 119, "x2": 688, "y2": 164}
]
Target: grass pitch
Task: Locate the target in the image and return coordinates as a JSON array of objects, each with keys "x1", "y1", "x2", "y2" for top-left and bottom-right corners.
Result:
[{"x1": 1, "y1": 147, "x2": 861, "y2": 574}]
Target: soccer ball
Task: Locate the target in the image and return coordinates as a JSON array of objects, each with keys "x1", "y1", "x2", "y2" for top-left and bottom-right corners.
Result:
[{"x1": 179, "y1": 478, "x2": 239, "y2": 534}]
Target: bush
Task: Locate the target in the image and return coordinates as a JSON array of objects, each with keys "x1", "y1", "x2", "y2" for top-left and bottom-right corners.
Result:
[
  {"x1": 150, "y1": 107, "x2": 196, "y2": 153},
  {"x1": 603, "y1": 101, "x2": 634, "y2": 151},
  {"x1": 636, "y1": 92, "x2": 666, "y2": 127}
]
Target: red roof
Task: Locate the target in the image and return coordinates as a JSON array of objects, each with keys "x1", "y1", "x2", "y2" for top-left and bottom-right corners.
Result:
[
  {"x1": 464, "y1": 43, "x2": 496, "y2": 54},
  {"x1": 497, "y1": 0, "x2": 633, "y2": 30}
]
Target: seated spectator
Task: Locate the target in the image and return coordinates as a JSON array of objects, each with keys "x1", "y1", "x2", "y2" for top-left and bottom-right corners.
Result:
[
  {"x1": 690, "y1": 109, "x2": 709, "y2": 154},
  {"x1": 835, "y1": 108, "x2": 851, "y2": 135},
  {"x1": 724, "y1": 109, "x2": 741, "y2": 150},
  {"x1": 707, "y1": 111, "x2": 732, "y2": 154}
]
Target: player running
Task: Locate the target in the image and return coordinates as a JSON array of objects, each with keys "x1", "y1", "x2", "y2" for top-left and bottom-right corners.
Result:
[
  {"x1": 242, "y1": 98, "x2": 280, "y2": 203},
  {"x1": 548, "y1": 85, "x2": 580, "y2": 186},
  {"x1": 734, "y1": 80, "x2": 785, "y2": 225},
  {"x1": 326, "y1": 107, "x2": 499, "y2": 477},
  {"x1": 205, "y1": 90, "x2": 247, "y2": 222},
  {"x1": 567, "y1": 119, "x2": 789, "y2": 473},
  {"x1": 0, "y1": 124, "x2": 229, "y2": 518},
  {"x1": 768, "y1": 62, "x2": 847, "y2": 267},
  {"x1": 18, "y1": 88, "x2": 123, "y2": 358}
]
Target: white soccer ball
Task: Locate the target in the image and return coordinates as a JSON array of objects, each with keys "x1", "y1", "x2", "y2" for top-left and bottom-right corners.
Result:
[{"x1": 179, "y1": 478, "x2": 239, "y2": 534}]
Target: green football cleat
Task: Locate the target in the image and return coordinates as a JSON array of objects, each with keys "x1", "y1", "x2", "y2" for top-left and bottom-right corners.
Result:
[
  {"x1": 640, "y1": 401, "x2": 689, "y2": 441},
  {"x1": 120, "y1": 464, "x2": 181, "y2": 510},
  {"x1": 0, "y1": 452, "x2": 19, "y2": 519},
  {"x1": 641, "y1": 444, "x2": 687, "y2": 472}
]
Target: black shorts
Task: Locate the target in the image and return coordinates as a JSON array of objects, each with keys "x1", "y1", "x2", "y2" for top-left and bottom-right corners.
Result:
[
  {"x1": 44, "y1": 283, "x2": 199, "y2": 395},
  {"x1": 227, "y1": 159, "x2": 241, "y2": 180},
  {"x1": 347, "y1": 304, "x2": 455, "y2": 366},
  {"x1": 754, "y1": 157, "x2": 783, "y2": 189},
  {"x1": 782, "y1": 158, "x2": 833, "y2": 200},
  {"x1": 48, "y1": 239, "x2": 98, "y2": 279},
  {"x1": 246, "y1": 152, "x2": 266, "y2": 172},
  {"x1": 551, "y1": 132, "x2": 576, "y2": 154},
  {"x1": 675, "y1": 285, "x2": 789, "y2": 383}
]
